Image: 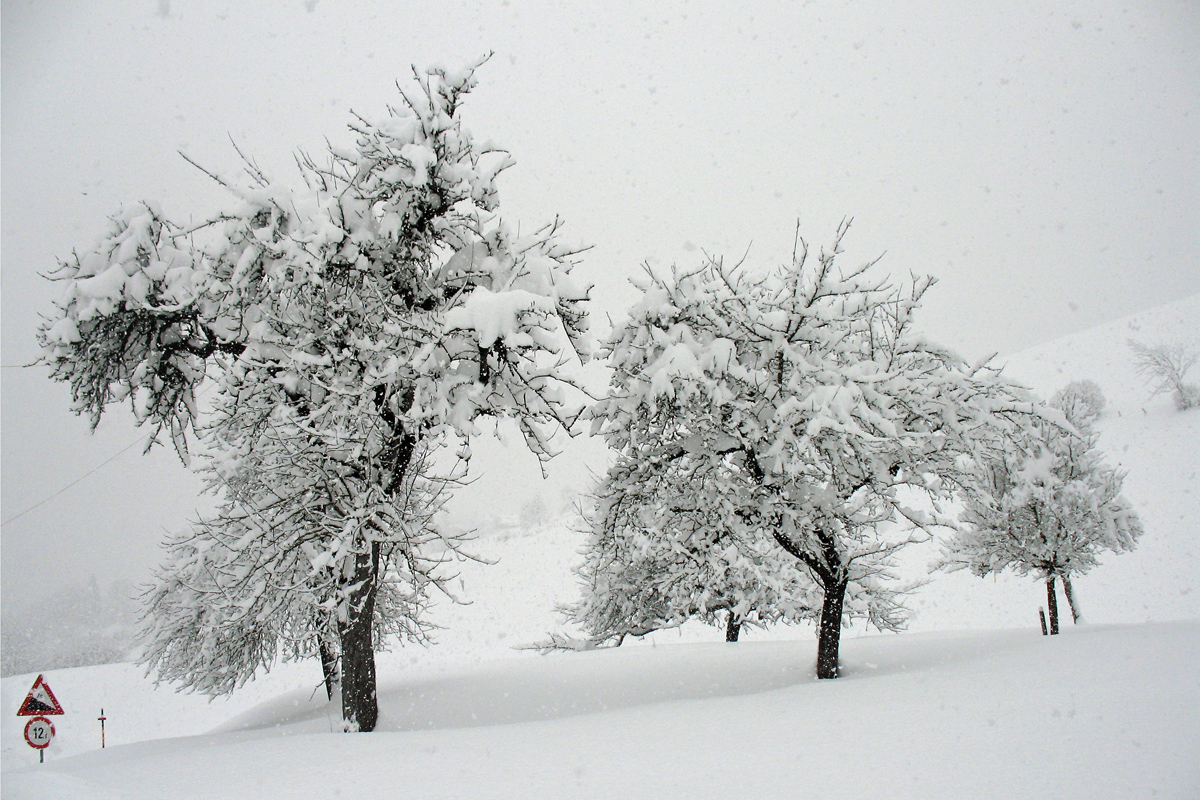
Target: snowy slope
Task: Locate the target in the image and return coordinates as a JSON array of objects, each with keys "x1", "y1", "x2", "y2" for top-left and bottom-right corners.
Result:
[
  {"x1": 5, "y1": 623, "x2": 1199, "y2": 799},
  {"x1": 2, "y1": 296, "x2": 1197, "y2": 797}
]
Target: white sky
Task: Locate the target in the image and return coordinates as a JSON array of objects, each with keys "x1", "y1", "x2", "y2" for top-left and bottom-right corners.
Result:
[{"x1": 3, "y1": 0, "x2": 1198, "y2": 604}]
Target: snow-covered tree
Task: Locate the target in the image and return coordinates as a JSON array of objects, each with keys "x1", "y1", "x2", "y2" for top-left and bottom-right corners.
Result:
[
  {"x1": 942, "y1": 380, "x2": 1142, "y2": 632},
  {"x1": 37, "y1": 61, "x2": 591, "y2": 730},
  {"x1": 585, "y1": 222, "x2": 1032, "y2": 678},
  {"x1": 1128, "y1": 339, "x2": 1199, "y2": 410},
  {"x1": 558, "y1": 442, "x2": 824, "y2": 648}
]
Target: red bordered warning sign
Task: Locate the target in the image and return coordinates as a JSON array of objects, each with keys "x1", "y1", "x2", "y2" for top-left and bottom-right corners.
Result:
[{"x1": 17, "y1": 674, "x2": 64, "y2": 716}]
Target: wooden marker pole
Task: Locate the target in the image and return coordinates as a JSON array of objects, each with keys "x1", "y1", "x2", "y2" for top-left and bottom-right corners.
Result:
[{"x1": 99, "y1": 709, "x2": 106, "y2": 748}]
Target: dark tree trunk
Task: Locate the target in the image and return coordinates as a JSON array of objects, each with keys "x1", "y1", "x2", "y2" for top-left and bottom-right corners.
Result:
[
  {"x1": 725, "y1": 612, "x2": 741, "y2": 642},
  {"x1": 769, "y1": 525, "x2": 847, "y2": 679},
  {"x1": 342, "y1": 394, "x2": 413, "y2": 733},
  {"x1": 318, "y1": 636, "x2": 340, "y2": 702},
  {"x1": 1061, "y1": 575, "x2": 1082, "y2": 624},
  {"x1": 1045, "y1": 576, "x2": 1060, "y2": 635},
  {"x1": 338, "y1": 545, "x2": 380, "y2": 731},
  {"x1": 816, "y1": 578, "x2": 849, "y2": 679}
]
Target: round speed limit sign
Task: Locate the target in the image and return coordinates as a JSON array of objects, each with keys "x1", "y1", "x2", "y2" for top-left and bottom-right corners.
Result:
[{"x1": 24, "y1": 716, "x2": 55, "y2": 750}]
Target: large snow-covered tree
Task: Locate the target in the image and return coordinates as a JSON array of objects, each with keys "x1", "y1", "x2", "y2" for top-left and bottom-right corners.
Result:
[
  {"x1": 37, "y1": 61, "x2": 591, "y2": 730},
  {"x1": 586, "y1": 222, "x2": 1033, "y2": 678},
  {"x1": 942, "y1": 380, "x2": 1143, "y2": 633}
]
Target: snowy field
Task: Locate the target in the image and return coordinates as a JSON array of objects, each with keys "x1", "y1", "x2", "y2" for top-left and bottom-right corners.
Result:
[
  {"x1": 3, "y1": 297, "x2": 1197, "y2": 798},
  {"x1": 5, "y1": 623, "x2": 1199, "y2": 799}
]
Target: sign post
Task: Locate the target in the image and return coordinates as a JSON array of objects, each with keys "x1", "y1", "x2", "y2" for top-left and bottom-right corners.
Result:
[{"x1": 17, "y1": 674, "x2": 65, "y2": 762}]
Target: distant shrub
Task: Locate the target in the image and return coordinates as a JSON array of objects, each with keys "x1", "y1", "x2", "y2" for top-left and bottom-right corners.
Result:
[
  {"x1": 1177, "y1": 383, "x2": 1200, "y2": 411},
  {"x1": 1051, "y1": 379, "x2": 1106, "y2": 426}
]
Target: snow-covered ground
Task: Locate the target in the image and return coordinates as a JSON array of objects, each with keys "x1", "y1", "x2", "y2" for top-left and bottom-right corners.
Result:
[
  {"x1": 3, "y1": 296, "x2": 1197, "y2": 798},
  {"x1": 5, "y1": 623, "x2": 1199, "y2": 799}
]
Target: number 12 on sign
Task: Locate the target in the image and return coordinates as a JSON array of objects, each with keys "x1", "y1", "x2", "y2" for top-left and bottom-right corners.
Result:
[{"x1": 24, "y1": 716, "x2": 55, "y2": 763}]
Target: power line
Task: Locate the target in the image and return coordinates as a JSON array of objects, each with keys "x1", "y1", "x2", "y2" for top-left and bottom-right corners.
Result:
[
  {"x1": 1, "y1": 379, "x2": 218, "y2": 528},
  {"x1": 0, "y1": 434, "x2": 152, "y2": 528}
]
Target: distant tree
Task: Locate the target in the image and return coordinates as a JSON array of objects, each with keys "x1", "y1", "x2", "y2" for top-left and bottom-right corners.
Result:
[
  {"x1": 37, "y1": 61, "x2": 591, "y2": 730},
  {"x1": 942, "y1": 382, "x2": 1143, "y2": 631},
  {"x1": 581, "y1": 221, "x2": 1032, "y2": 677},
  {"x1": 1128, "y1": 339, "x2": 1199, "y2": 410},
  {"x1": 519, "y1": 495, "x2": 551, "y2": 531}
]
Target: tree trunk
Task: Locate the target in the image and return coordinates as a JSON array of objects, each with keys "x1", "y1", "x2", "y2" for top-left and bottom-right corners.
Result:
[
  {"x1": 1061, "y1": 575, "x2": 1083, "y2": 624},
  {"x1": 725, "y1": 612, "x2": 741, "y2": 642},
  {"x1": 318, "y1": 636, "x2": 340, "y2": 702},
  {"x1": 1045, "y1": 576, "x2": 1060, "y2": 635},
  {"x1": 338, "y1": 546, "x2": 380, "y2": 732},
  {"x1": 816, "y1": 579, "x2": 848, "y2": 679}
]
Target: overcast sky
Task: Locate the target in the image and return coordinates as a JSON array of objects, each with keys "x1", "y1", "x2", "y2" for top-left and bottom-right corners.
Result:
[{"x1": 3, "y1": 0, "x2": 1198, "y2": 606}]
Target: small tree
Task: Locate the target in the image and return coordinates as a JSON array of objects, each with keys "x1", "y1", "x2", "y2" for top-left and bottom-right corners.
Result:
[
  {"x1": 585, "y1": 221, "x2": 1031, "y2": 677},
  {"x1": 943, "y1": 381, "x2": 1143, "y2": 631},
  {"x1": 37, "y1": 61, "x2": 590, "y2": 730},
  {"x1": 1128, "y1": 339, "x2": 1199, "y2": 410}
]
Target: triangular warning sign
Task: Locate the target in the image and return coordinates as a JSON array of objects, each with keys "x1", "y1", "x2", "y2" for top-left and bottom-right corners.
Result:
[{"x1": 17, "y1": 674, "x2": 64, "y2": 716}]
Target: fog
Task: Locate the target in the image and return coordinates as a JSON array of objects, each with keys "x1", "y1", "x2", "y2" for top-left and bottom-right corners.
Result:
[{"x1": 3, "y1": 0, "x2": 1198, "y2": 611}]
